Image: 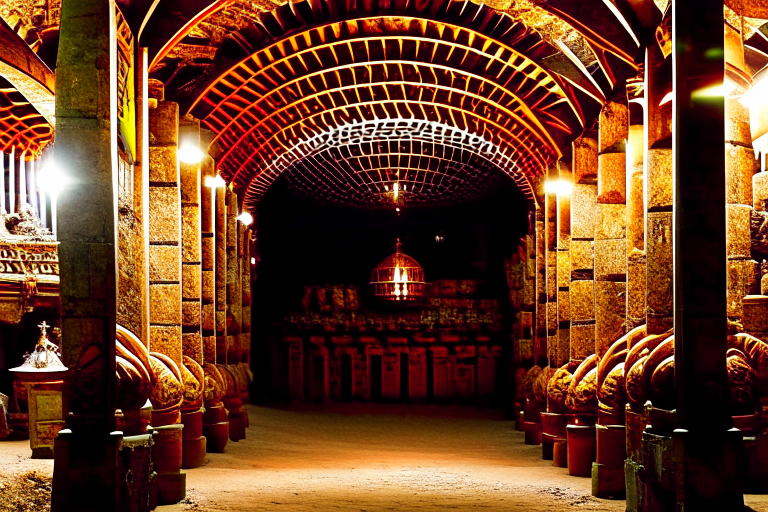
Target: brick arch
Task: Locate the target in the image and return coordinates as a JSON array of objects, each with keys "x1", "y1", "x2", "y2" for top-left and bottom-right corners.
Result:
[{"x1": 173, "y1": 0, "x2": 601, "y2": 209}]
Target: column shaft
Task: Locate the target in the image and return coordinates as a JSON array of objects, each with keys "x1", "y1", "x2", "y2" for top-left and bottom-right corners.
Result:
[
  {"x1": 148, "y1": 100, "x2": 182, "y2": 368},
  {"x1": 215, "y1": 184, "x2": 227, "y2": 362},
  {"x1": 626, "y1": 95, "x2": 646, "y2": 330},
  {"x1": 570, "y1": 135, "x2": 598, "y2": 359},
  {"x1": 180, "y1": 119, "x2": 203, "y2": 364},
  {"x1": 200, "y1": 155, "x2": 216, "y2": 363},
  {"x1": 226, "y1": 187, "x2": 241, "y2": 362},
  {"x1": 556, "y1": 160, "x2": 572, "y2": 366}
]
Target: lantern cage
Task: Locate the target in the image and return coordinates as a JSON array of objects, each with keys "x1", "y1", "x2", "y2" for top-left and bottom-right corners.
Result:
[{"x1": 370, "y1": 241, "x2": 426, "y2": 301}]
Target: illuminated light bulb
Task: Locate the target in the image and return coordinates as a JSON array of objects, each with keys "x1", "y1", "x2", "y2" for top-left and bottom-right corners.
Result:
[
  {"x1": 543, "y1": 179, "x2": 573, "y2": 196},
  {"x1": 659, "y1": 91, "x2": 673, "y2": 106},
  {"x1": 178, "y1": 144, "x2": 203, "y2": 164},
  {"x1": 384, "y1": 185, "x2": 389, "y2": 191},
  {"x1": 237, "y1": 211, "x2": 254, "y2": 225},
  {"x1": 394, "y1": 266, "x2": 401, "y2": 282},
  {"x1": 250, "y1": 257, "x2": 256, "y2": 265},
  {"x1": 394, "y1": 284, "x2": 401, "y2": 297},
  {"x1": 393, "y1": 182, "x2": 399, "y2": 199},
  {"x1": 396, "y1": 207, "x2": 401, "y2": 212},
  {"x1": 204, "y1": 175, "x2": 226, "y2": 188},
  {"x1": 38, "y1": 161, "x2": 71, "y2": 197},
  {"x1": 403, "y1": 282, "x2": 408, "y2": 296}
]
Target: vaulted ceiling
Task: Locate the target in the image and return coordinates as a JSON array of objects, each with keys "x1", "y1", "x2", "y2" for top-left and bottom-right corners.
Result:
[{"x1": 0, "y1": 0, "x2": 682, "y2": 208}]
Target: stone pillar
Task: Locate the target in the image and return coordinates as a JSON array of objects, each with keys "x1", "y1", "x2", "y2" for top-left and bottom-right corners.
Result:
[
  {"x1": 136, "y1": 48, "x2": 150, "y2": 346},
  {"x1": 570, "y1": 135, "x2": 598, "y2": 360},
  {"x1": 215, "y1": 182, "x2": 227, "y2": 362},
  {"x1": 200, "y1": 154, "x2": 216, "y2": 363},
  {"x1": 626, "y1": 95, "x2": 646, "y2": 330},
  {"x1": 645, "y1": 43, "x2": 674, "y2": 335},
  {"x1": 725, "y1": 99, "x2": 759, "y2": 325},
  {"x1": 241, "y1": 222, "x2": 252, "y2": 365},
  {"x1": 535, "y1": 206, "x2": 547, "y2": 364},
  {"x1": 673, "y1": 0, "x2": 742, "y2": 506},
  {"x1": 544, "y1": 169, "x2": 560, "y2": 366},
  {"x1": 51, "y1": 0, "x2": 119, "y2": 509},
  {"x1": 225, "y1": 188, "x2": 241, "y2": 362},
  {"x1": 595, "y1": 101, "x2": 628, "y2": 356},
  {"x1": 180, "y1": 119, "x2": 203, "y2": 364},
  {"x1": 148, "y1": 99, "x2": 182, "y2": 368},
  {"x1": 556, "y1": 159, "x2": 572, "y2": 367}
]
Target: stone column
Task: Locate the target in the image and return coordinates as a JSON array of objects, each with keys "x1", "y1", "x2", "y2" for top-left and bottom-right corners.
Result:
[
  {"x1": 215, "y1": 182, "x2": 227, "y2": 362},
  {"x1": 136, "y1": 48, "x2": 150, "y2": 345},
  {"x1": 241, "y1": 222, "x2": 252, "y2": 365},
  {"x1": 180, "y1": 119, "x2": 203, "y2": 364},
  {"x1": 148, "y1": 99, "x2": 182, "y2": 368},
  {"x1": 544, "y1": 169, "x2": 559, "y2": 366},
  {"x1": 51, "y1": 0, "x2": 119, "y2": 509},
  {"x1": 595, "y1": 101, "x2": 628, "y2": 356},
  {"x1": 673, "y1": 0, "x2": 742, "y2": 506},
  {"x1": 535, "y1": 206, "x2": 547, "y2": 364},
  {"x1": 226, "y1": 187, "x2": 242, "y2": 363},
  {"x1": 570, "y1": 134, "x2": 598, "y2": 360},
  {"x1": 626, "y1": 94, "x2": 646, "y2": 330},
  {"x1": 556, "y1": 159, "x2": 572, "y2": 367},
  {"x1": 200, "y1": 152, "x2": 216, "y2": 363},
  {"x1": 725, "y1": 98, "x2": 759, "y2": 324},
  {"x1": 645, "y1": 43, "x2": 674, "y2": 335}
]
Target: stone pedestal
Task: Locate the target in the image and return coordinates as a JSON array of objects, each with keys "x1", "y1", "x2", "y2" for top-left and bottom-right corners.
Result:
[
  {"x1": 541, "y1": 412, "x2": 567, "y2": 460},
  {"x1": 180, "y1": 408, "x2": 206, "y2": 469},
  {"x1": 202, "y1": 401, "x2": 228, "y2": 453},
  {"x1": 153, "y1": 424, "x2": 186, "y2": 505},
  {"x1": 223, "y1": 397, "x2": 247, "y2": 442},
  {"x1": 592, "y1": 424, "x2": 626, "y2": 498},
  {"x1": 118, "y1": 433, "x2": 155, "y2": 512},
  {"x1": 52, "y1": 430, "x2": 122, "y2": 512},
  {"x1": 11, "y1": 369, "x2": 67, "y2": 458},
  {"x1": 566, "y1": 424, "x2": 596, "y2": 477}
]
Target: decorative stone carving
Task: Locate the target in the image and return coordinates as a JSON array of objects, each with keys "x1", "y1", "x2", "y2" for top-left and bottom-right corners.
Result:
[
  {"x1": 181, "y1": 356, "x2": 204, "y2": 411},
  {"x1": 533, "y1": 366, "x2": 556, "y2": 408},
  {"x1": 203, "y1": 362, "x2": 225, "y2": 402},
  {"x1": 566, "y1": 355, "x2": 599, "y2": 414},
  {"x1": 547, "y1": 363, "x2": 575, "y2": 414},
  {"x1": 149, "y1": 352, "x2": 184, "y2": 412},
  {"x1": 521, "y1": 365, "x2": 543, "y2": 401}
]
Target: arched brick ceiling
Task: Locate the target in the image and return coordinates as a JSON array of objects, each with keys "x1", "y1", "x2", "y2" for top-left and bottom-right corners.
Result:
[
  {"x1": 267, "y1": 119, "x2": 512, "y2": 207},
  {"x1": 150, "y1": 0, "x2": 616, "y2": 209}
]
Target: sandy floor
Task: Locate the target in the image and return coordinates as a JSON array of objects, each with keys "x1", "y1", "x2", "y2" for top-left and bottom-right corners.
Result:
[{"x1": 3, "y1": 404, "x2": 768, "y2": 511}]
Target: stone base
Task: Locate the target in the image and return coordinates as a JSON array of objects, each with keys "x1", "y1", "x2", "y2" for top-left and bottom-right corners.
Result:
[
  {"x1": 228, "y1": 409, "x2": 247, "y2": 442},
  {"x1": 204, "y1": 422, "x2": 229, "y2": 453},
  {"x1": 553, "y1": 438, "x2": 567, "y2": 467},
  {"x1": 542, "y1": 433, "x2": 556, "y2": 460},
  {"x1": 157, "y1": 471, "x2": 186, "y2": 505},
  {"x1": 744, "y1": 432, "x2": 768, "y2": 493},
  {"x1": 32, "y1": 446, "x2": 54, "y2": 459},
  {"x1": 119, "y1": 433, "x2": 154, "y2": 512},
  {"x1": 592, "y1": 462, "x2": 625, "y2": 499},
  {"x1": 566, "y1": 425, "x2": 596, "y2": 477},
  {"x1": 181, "y1": 436, "x2": 207, "y2": 469},
  {"x1": 51, "y1": 430, "x2": 122, "y2": 512},
  {"x1": 522, "y1": 421, "x2": 541, "y2": 445}
]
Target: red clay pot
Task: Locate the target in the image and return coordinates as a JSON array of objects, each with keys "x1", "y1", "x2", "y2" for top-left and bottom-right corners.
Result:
[
  {"x1": 181, "y1": 409, "x2": 204, "y2": 440},
  {"x1": 553, "y1": 438, "x2": 568, "y2": 468}
]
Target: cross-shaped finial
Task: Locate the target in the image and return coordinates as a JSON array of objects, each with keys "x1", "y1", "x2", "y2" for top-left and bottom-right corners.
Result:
[{"x1": 38, "y1": 321, "x2": 49, "y2": 337}]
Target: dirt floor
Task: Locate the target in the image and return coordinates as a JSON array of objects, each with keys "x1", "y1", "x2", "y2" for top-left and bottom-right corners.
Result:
[{"x1": 3, "y1": 404, "x2": 768, "y2": 511}]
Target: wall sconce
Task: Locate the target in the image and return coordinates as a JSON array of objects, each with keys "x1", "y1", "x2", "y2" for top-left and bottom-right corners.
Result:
[
  {"x1": 544, "y1": 179, "x2": 573, "y2": 196},
  {"x1": 204, "y1": 175, "x2": 226, "y2": 188},
  {"x1": 237, "y1": 212, "x2": 253, "y2": 225}
]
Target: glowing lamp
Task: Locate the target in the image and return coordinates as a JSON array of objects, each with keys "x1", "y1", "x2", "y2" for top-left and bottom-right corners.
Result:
[
  {"x1": 543, "y1": 179, "x2": 572, "y2": 196},
  {"x1": 237, "y1": 212, "x2": 254, "y2": 225},
  {"x1": 37, "y1": 161, "x2": 71, "y2": 197},
  {"x1": 740, "y1": 68, "x2": 768, "y2": 109},
  {"x1": 370, "y1": 239, "x2": 425, "y2": 302},
  {"x1": 205, "y1": 175, "x2": 226, "y2": 188},
  {"x1": 178, "y1": 144, "x2": 203, "y2": 164}
]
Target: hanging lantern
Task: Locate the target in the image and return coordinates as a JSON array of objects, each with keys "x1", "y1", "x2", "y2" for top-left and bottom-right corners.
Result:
[{"x1": 370, "y1": 239, "x2": 426, "y2": 301}]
